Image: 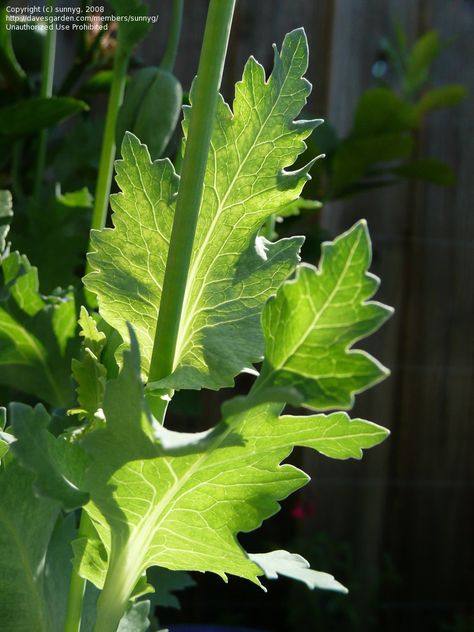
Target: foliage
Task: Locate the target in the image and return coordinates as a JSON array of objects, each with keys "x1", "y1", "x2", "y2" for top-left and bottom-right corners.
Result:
[
  {"x1": 0, "y1": 3, "x2": 400, "y2": 632},
  {"x1": 299, "y1": 26, "x2": 467, "y2": 208}
]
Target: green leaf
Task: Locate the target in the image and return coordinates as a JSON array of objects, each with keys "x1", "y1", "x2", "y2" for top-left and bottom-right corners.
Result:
[
  {"x1": 77, "y1": 332, "x2": 387, "y2": 625},
  {"x1": 330, "y1": 133, "x2": 414, "y2": 196},
  {"x1": 117, "y1": 601, "x2": 151, "y2": 632},
  {"x1": 416, "y1": 84, "x2": 467, "y2": 114},
  {"x1": 252, "y1": 222, "x2": 393, "y2": 410},
  {"x1": 10, "y1": 191, "x2": 92, "y2": 291},
  {"x1": 249, "y1": 550, "x2": 348, "y2": 593},
  {"x1": 277, "y1": 197, "x2": 322, "y2": 219},
  {"x1": 74, "y1": 520, "x2": 195, "y2": 612},
  {"x1": 405, "y1": 31, "x2": 442, "y2": 94},
  {"x1": 0, "y1": 249, "x2": 78, "y2": 406},
  {"x1": 80, "y1": 70, "x2": 114, "y2": 95},
  {"x1": 394, "y1": 158, "x2": 455, "y2": 186},
  {"x1": 43, "y1": 514, "x2": 78, "y2": 629},
  {"x1": 116, "y1": 67, "x2": 183, "y2": 159},
  {"x1": 73, "y1": 521, "x2": 109, "y2": 592},
  {"x1": 0, "y1": 440, "x2": 8, "y2": 461},
  {"x1": 352, "y1": 88, "x2": 419, "y2": 137},
  {"x1": 0, "y1": 97, "x2": 88, "y2": 137},
  {"x1": 56, "y1": 185, "x2": 93, "y2": 208},
  {"x1": 0, "y1": 407, "x2": 13, "y2": 461},
  {"x1": 71, "y1": 307, "x2": 107, "y2": 423},
  {"x1": 86, "y1": 29, "x2": 318, "y2": 390},
  {"x1": 0, "y1": 458, "x2": 71, "y2": 632},
  {"x1": 10, "y1": 403, "x2": 90, "y2": 510},
  {"x1": 0, "y1": 189, "x2": 13, "y2": 252}
]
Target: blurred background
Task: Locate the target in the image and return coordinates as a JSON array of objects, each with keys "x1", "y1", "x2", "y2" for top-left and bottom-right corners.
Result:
[{"x1": 1, "y1": 0, "x2": 473, "y2": 630}]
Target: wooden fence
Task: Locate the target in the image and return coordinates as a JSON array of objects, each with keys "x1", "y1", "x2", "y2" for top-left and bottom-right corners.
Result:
[{"x1": 142, "y1": 0, "x2": 474, "y2": 627}]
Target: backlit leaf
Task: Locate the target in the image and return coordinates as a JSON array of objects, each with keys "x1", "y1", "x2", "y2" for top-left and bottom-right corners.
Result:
[
  {"x1": 85, "y1": 29, "x2": 317, "y2": 390},
  {"x1": 252, "y1": 221, "x2": 393, "y2": 410},
  {"x1": 77, "y1": 332, "x2": 387, "y2": 628}
]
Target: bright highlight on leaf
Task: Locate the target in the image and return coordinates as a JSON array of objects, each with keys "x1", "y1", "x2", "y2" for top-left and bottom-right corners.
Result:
[{"x1": 249, "y1": 550, "x2": 348, "y2": 593}]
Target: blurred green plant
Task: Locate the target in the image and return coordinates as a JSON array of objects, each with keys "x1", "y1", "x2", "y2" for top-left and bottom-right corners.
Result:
[{"x1": 292, "y1": 25, "x2": 467, "y2": 225}]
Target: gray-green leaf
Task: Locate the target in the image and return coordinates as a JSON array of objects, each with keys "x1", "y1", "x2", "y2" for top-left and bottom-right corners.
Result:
[
  {"x1": 10, "y1": 403, "x2": 90, "y2": 510},
  {"x1": 0, "y1": 459, "x2": 68, "y2": 632},
  {"x1": 249, "y1": 550, "x2": 348, "y2": 593}
]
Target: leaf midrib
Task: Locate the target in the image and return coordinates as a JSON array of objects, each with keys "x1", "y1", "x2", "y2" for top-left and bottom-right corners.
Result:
[{"x1": 175, "y1": 44, "x2": 302, "y2": 366}]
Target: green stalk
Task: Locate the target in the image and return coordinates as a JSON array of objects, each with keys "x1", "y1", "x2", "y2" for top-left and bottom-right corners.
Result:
[
  {"x1": 148, "y1": 0, "x2": 236, "y2": 405},
  {"x1": 63, "y1": 512, "x2": 91, "y2": 632},
  {"x1": 0, "y1": 8, "x2": 27, "y2": 92},
  {"x1": 33, "y1": 1, "x2": 56, "y2": 198},
  {"x1": 93, "y1": 548, "x2": 142, "y2": 632},
  {"x1": 160, "y1": 0, "x2": 184, "y2": 71},
  {"x1": 88, "y1": 49, "x2": 129, "y2": 237}
]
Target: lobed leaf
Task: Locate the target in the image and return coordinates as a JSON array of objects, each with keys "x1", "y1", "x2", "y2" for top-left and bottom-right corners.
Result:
[
  {"x1": 252, "y1": 221, "x2": 393, "y2": 410},
  {"x1": 77, "y1": 333, "x2": 388, "y2": 611},
  {"x1": 85, "y1": 29, "x2": 318, "y2": 390}
]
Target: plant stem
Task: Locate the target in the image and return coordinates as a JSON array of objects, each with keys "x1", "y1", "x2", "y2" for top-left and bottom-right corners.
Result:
[
  {"x1": 160, "y1": 0, "x2": 184, "y2": 72},
  {"x1": 93, "y1": 549, "x2": 141, "y2": 632},
  {"x1": 33, "y1": 0, "x2": 56, "y2": 198},
  {"x1": 88, "y1": 49, "x2": 129, "y2": 236},
  {"x1": 148, "y1": 0, "x2": 236, "y2": 397},
  {"x1": 0, "y1": 8, "x2": 27, "y2": 93},
  {"x1": 64, "y1": 512, "x2": 90, "y2": 632}
]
